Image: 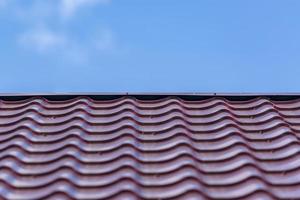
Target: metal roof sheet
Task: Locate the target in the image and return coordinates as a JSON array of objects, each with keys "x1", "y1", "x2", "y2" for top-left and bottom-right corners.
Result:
[{"x1": 0, "y1": 95, "x2": 300, "y2": 199}]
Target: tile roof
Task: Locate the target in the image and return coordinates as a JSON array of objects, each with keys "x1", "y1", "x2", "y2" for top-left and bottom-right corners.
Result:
[{"x1": 0, "y1": 95, "x2": 300, "y2": 199}]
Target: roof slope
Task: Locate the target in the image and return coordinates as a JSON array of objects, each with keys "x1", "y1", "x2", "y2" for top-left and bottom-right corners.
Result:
[{"x1": 0, "y1": 96, "x2": 300, "y2": 199}]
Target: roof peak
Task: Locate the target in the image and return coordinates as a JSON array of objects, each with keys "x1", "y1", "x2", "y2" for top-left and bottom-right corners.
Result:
[{"x1": 1, "y1": 93, "x2": 300, "y2": 101}]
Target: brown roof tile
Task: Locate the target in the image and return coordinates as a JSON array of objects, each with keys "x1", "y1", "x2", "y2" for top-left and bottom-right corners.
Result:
[{"x1": 0, "y1": 96, "x2": 300, "y2": 199}]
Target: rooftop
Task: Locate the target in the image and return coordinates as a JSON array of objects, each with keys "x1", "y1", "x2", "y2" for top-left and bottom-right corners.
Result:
[{"x1": 0, "y1": 94, "x2": 300, "y2": 199}]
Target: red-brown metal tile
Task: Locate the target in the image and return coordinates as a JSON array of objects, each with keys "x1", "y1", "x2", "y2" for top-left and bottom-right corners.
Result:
[{"x1": 0, "y1": 96, "x2": 300, "y2": 199}]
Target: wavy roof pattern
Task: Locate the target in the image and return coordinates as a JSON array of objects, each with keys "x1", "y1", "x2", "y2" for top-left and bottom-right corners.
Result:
[{"x1": 0, "y1": 95, "x2": 300, "y2": 199}]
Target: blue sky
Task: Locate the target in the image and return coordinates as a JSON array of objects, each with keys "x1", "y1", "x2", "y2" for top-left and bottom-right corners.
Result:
[{"x1": 0, "y1": 0, "x2": 300, "y2": 93}]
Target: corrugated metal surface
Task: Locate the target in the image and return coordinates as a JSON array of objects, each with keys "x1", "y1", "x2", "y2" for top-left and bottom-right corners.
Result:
[{"x1": 1, "y1": 96, "x2": 300, "y2": 199}]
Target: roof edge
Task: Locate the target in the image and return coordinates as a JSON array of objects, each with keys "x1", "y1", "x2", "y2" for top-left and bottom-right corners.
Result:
[{"x1": 1, "y1": 93, "x2": 300, "y2": 101}]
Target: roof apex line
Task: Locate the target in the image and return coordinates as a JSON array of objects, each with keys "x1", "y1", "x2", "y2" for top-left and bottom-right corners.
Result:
[{"x1": 1, "y1": 92, "x2": 300, "y2": 101}]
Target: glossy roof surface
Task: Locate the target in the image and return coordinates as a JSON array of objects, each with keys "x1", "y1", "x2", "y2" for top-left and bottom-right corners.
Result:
[{"x1": 1, "y1": 95, "x2": 300, "y2": 199}]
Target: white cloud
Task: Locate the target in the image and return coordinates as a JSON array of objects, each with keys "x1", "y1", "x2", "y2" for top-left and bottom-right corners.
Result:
[
  {"x1": 8, "y1": 0, "x2": 111, "y2": 22},
  {"x1": 18, "y1": 27, "x2": 117, "y2": 62},
  {"x1": 61, "y1": 0, "x2": 111, "y2": 18},
  {"x1": 12, "y1": 0, "x2": 117, "y2": 63},
  {"x1": 18, "y1": 28, "x2": 66, "y2": 53}
]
